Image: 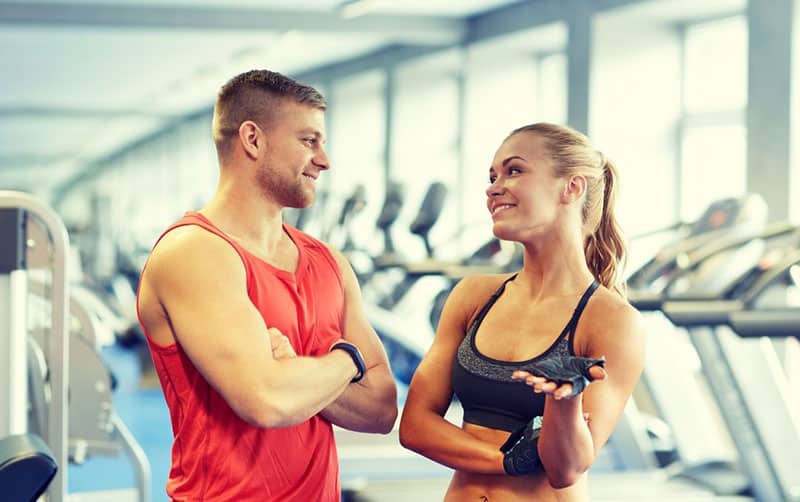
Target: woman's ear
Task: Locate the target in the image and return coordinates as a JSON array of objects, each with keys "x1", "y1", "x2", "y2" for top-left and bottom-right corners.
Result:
[{"x1": 561, "y1": 175, "x2": 587, "y2": 204}]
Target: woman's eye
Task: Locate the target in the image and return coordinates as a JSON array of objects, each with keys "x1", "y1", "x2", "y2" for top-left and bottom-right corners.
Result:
[
  {"x1": 508, "y1": 167, "x2": 521, "y2": 175},
  {"x1": 488, "y1": 175, "x2": 496, "y2": 183}
]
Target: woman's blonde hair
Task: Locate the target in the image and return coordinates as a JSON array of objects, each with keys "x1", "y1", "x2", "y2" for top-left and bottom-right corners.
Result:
[{"x1": 509, "y1": 123, "x2": 626, "y2": 295}]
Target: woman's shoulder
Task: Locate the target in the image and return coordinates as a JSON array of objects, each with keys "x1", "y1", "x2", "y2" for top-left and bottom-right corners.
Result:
[
  {"x1": 451, "y1": 273, "x2": 514, "y2": 303},
  {"x1": 446, "y1": 273, "x2": 515, "y2": 326},
  {"x1": 581, "y1": 285, "x2": 645, "y2": 350}
]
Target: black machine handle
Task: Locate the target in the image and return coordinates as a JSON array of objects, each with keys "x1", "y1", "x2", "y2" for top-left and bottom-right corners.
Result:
[
  {"x1": 627, "y1": 291, "x2": 666, "y2": 312},
  {"x1": 728, "y1": 309, "x2": 800, "y2": 338},
  {"x1": 661, "y1": 300, "x2": 744, "y2": 327}
]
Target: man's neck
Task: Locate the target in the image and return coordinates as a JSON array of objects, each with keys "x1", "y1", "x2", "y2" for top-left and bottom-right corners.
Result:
[{"x1": 200, "y1": 188, "x2": 287, "y2": 256}]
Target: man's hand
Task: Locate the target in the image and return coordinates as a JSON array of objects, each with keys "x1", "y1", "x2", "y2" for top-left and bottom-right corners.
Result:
[{"x1": 268, "y1": 328, "x2": 296, "y2": 360}]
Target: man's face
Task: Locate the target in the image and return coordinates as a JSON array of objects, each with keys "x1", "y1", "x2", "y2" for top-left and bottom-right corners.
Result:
[{"x1": 255, "y1": 101, "x2": 329, "y2": 209}]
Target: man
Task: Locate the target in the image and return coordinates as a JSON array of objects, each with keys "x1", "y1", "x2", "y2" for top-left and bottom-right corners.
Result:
[{"x1": 136, "y1": 69, "x2": 398, "y2": 501}]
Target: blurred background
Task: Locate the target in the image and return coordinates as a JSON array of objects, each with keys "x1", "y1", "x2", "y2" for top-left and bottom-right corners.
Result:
[{"x1": 1, "y1": 0, "x2": 800, "y2": 501}]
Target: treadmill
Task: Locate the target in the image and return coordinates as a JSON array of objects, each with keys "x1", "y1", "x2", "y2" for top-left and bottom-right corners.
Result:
[
  {"x1": 626, "y1": 194, "x2": 798, "y2": 496},
  {"x1": 661, "y1": 228, "x2": 800, "y2": 502}
]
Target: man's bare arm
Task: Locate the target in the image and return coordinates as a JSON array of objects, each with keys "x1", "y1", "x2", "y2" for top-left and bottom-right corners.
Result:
[
  {"x1": 318, "y1": 245, "x2": 398, "y2": 433},
  {"x1": 140, "y1": 227, "x2": 359, "y2": 428}
]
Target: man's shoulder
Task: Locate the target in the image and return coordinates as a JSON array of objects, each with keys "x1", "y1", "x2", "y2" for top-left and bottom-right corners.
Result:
[{"x1": 148, "y1": 224, "x2": 242, "y2": 277}]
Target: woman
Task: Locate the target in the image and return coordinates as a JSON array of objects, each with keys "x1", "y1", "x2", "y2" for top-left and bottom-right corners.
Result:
[{"x1": 399, "y1": 123, "x2": 645, "y2": 501}]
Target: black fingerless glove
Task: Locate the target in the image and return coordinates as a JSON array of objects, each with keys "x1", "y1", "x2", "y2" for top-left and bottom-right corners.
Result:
[
  {"x1": 500, "y1": 416, "x2": 543, "y2": 476},
  {"x1": 522, "y1": 356, "x2": 605, "y2": 398}
]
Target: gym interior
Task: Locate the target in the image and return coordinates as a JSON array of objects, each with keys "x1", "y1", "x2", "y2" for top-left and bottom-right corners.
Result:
[{"x1": 2, "y1": 0, "x2": 800, "y2": 500}]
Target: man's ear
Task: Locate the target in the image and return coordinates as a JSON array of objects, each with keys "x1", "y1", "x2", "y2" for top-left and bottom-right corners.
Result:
[
  {"x1": 238, "y1": 121, "x2": 261, "y2": 160},
  {"x1": 561, "y1": 175, "x2": 587, "y2": 204}
]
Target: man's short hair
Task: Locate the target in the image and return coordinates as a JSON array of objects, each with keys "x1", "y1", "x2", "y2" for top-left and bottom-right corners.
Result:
[{"x1": 212, "y1": 69, "x2": 326, "y2": 158}]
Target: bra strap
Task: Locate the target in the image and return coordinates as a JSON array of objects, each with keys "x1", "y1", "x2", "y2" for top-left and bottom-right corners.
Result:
[
  {"x1": 467, "y1": 274, "x2": 517, "y2": 334},
  {"x1": 564, "y1": 280, "x2": 599, "y2": 335}
]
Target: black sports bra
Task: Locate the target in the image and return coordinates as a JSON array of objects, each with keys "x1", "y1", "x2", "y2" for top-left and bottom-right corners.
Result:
[{"x1": 451, "y1": 275, "x2": 599, "y2": 432}]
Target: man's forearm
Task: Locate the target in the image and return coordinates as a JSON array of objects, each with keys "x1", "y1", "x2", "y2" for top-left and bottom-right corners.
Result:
[
  {"x1": 245, "y1": 350, "x2": 356, "y2": 428},
  {"x1": 320, "y1": 364, "x2": 397, "y2": 433}
]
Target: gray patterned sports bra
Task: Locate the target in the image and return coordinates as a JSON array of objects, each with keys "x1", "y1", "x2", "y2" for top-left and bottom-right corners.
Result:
[{"x1": 451, "y1": 275, "x2": 599, "y2": 432}]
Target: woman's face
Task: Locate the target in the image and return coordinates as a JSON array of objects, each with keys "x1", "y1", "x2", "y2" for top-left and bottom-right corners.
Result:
[{"x1": 486, "y1": 132, "x2": 566, "y2": 242}]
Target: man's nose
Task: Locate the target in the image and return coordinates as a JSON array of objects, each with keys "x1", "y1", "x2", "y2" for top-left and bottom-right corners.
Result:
[{"x1": 314, "y1": 146, "x2": 330, "y2": 171}]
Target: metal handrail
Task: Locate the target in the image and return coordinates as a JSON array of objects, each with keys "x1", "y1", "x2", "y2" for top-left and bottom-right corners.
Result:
[{"x1": 0, "y1": 190, "x2": 70, "y2": 502}]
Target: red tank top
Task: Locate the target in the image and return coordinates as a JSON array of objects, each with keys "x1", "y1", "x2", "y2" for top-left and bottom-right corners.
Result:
[{"x1": 137, "y1": 212, "x2": 344, "y2": 501}]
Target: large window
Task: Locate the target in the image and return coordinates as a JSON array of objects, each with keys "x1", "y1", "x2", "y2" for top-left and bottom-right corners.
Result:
[
  {"x1": 679, "y1": 16, "x2": 748, "y2": 220},
  {"x1": 391, "y1": 52, "x2": 461, "y2": 260},
  {"x1": 327, "y1": 71, "x2": 386, "y2": 252},
  {"x1": 462, "y1": 52, "x2": 566, "y2": 249}
]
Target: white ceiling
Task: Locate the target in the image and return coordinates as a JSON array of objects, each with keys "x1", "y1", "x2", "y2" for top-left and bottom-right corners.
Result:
[{"x1": 0, "y1": 0, "x2": 522, "y2": 195}]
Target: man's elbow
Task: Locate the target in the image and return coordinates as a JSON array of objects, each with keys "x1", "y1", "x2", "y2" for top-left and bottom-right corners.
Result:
[
  {"x1": 369, "y1": 376, "x2": 399, "y2": 433},
  {"x1": 374, "y1": 402, "x2": 399, "y2": 434}
]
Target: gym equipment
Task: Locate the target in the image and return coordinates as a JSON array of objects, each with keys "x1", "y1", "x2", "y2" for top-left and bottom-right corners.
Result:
[
  {"x1": 662, "y1": 246, "x2": 800, "y2": 502},
  {"x1": 27, "y1": 278, "x2": 151, "y2": 497},
  {"x1": 1, "y1": 190, "x2": 152, "y2": 502},
  {"x1": 0, "y1": 192, "x2": 69, "y2": 502},
  {"x1": 0, "y1": 433, "x2": 57, "y2": 502},
  {"x1": 624, "y1": 195, "x2": 794, "y2": 495}
]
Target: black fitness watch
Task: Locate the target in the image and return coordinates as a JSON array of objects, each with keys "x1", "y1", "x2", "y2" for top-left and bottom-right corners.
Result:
[{"x1": 330, "y1": 341, "x2": 366, "y2": 383}]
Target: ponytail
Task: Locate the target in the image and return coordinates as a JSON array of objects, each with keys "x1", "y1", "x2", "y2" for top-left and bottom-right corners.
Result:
[{"x1": 584, "y1": 156, "x2": 627, "y2": 296}]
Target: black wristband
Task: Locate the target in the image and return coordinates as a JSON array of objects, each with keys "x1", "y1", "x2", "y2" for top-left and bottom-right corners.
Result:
[{"x1": 330, "y1": 341, "x2": 366, "y2": 383}]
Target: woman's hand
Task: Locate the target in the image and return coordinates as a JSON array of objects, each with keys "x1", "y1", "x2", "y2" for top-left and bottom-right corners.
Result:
[{"x1": 511, "y1": 361, "x2": 606, "y2": 400}]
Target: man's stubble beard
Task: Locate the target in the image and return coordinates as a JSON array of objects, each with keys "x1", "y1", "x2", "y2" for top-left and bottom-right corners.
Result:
[{"x1": 254, "y1": 162, "x2": 314, "y2": 209}]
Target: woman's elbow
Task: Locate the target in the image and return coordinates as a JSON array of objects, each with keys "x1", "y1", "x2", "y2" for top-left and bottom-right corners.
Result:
[
  {"x1": 546, "y1": 472, "x2": 579, "y2": 489},
  {"x1": 398, "y1": 418, "x2": 419, "y2": 451},
  {"x1": 545, "y1": 465, "x2": 589, "y2": 489}
]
